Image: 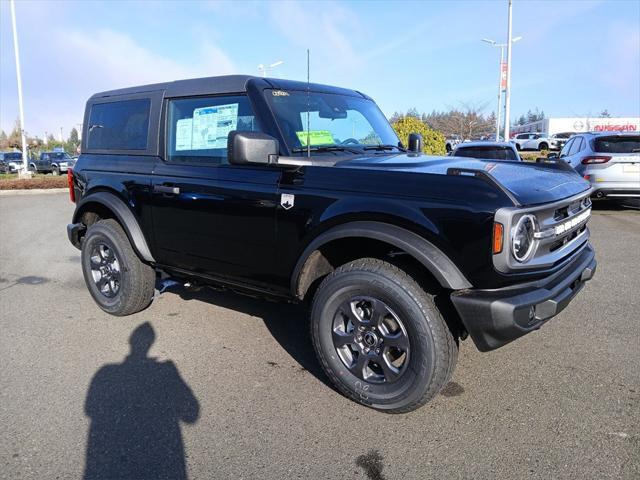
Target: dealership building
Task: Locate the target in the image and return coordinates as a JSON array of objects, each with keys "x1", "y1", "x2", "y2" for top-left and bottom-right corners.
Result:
[{"x1": 510, "y1": 117, "x2": 640, "y2": 136}]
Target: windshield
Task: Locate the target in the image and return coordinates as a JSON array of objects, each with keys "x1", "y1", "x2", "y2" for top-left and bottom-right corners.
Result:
[
  {"x1": 264, "y1": 89, "x2": 400, "y2": 155},
  {"x1": 593, "y1": 135, "x2": 640, "y2": 153},
  {"x1": 455, "y1": 146, "x2": 519, "y2": 161}
]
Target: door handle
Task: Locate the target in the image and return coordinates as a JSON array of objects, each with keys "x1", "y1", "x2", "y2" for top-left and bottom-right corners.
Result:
[{"x1": 153, "y1": 185, "x2": 180, "y2": 195}]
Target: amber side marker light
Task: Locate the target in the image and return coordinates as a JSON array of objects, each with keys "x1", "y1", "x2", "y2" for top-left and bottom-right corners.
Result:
[{"x1": 493, "y1": 222, "x2": 504, "y2": 254}]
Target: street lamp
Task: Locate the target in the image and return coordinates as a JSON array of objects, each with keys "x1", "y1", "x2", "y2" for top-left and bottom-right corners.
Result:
[
  {"x1": 257, "y1": 60, "x2": 284, "y2": 77},
  {"x1": 482, "y1": 33, "x2": 521, "y2": 141}
]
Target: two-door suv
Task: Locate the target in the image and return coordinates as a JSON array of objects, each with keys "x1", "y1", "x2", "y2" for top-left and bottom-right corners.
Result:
[{"x1": 67, "y1": 76, "x2": 596, "y2": 412}]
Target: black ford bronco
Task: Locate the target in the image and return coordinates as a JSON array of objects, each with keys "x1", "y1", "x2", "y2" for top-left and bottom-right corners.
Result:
[{"x1": 67, "y1": 75, "x2": 596, "y2": 412}]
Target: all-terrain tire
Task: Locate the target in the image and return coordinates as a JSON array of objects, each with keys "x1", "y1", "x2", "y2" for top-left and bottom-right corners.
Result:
[
  {"x1": 81, "y1": 219, "x2": 155, "y2": 316},
  {"x1": 310, "y1": 258, "x2": 458, "y2": 413}
]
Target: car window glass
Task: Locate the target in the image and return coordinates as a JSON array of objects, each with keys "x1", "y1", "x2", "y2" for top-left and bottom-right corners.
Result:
[
  {"x1": 87, "y1": 99, "x2": 150, "y2": 150},
  {"x1": 594, "y1": 135, "x2": 640, "y2": 153},
  {"x1": 561, "y1": 138, "x2": 574, "y2": 156},
  {"x1": 455, "y1": 147, "x2": 518, "y2": 161},
  {"x1": 568, "y1": 137, "x2": 583, "y2": 155},
  {"x1": 166, "y1": 95, "x2": 261, "y2": 166}
]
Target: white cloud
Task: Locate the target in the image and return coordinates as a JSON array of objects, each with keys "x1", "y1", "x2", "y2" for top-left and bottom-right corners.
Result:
[{"x1": 2, "y1": 23, "x2": 236, "y2": 136}]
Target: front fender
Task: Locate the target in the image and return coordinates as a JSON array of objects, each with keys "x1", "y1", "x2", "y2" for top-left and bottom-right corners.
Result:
[{"x1": 291, "y1": 221, "x2": 472, "y2": 296}]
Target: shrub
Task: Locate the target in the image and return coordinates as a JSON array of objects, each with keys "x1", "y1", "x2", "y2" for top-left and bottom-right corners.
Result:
[{"x1": 391, "y1": 116, "x2": 446, "y2": 155}]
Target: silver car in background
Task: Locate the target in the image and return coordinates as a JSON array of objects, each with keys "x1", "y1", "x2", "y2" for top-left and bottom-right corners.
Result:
[{"x1": 551, "y1": 132, "x2": 640, "y2": 199}]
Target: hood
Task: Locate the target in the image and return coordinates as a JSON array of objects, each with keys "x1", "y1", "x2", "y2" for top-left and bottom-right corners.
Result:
[{"x1": 337, "y1": 154, "x2": 590, "y2": 206}]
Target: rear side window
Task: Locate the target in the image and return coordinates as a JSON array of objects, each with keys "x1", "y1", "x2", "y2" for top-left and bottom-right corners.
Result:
[
  {"x1": 568, "y1": 137, "x2": 583, "y2": 155},
  {"x1": 87, "y1": 99, "x2": 151, "y2": 150},
  {"x1": 455, "y1": 146, "x2": 518, "y2": 161},
  {"x1": 594, "y1": 136, "x2": 640, "y2": 153},
  {"x1": 166, "y1": 95, "x2": 261, "y2": 166}
]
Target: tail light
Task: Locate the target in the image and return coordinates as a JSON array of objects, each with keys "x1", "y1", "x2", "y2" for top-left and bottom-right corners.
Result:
[
  {"x1": 493, "y1": 222, "x2": 504, "y2": 254},
  {"x1": 581, "y1": 155, "x2": 611, "y2": 164},
  {"x1": 67, "y1": 168, "x2": 75, "y2": 203}
]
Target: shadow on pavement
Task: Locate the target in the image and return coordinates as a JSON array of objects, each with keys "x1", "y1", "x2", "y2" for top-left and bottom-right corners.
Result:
[
  {"x1": 591, "y1": 198, "x2": 640, "y2": 211},
  {"x1": 84, "y1": 322, "x2": 199, "y2": 480},
  {"x1": 164, "y1": 284, "x2": 332, "y2": 389}
]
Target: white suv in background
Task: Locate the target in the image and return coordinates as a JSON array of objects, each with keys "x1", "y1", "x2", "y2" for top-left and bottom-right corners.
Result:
[{"x1": 511, "y1": 132, "x2": 551, "y2": 151}]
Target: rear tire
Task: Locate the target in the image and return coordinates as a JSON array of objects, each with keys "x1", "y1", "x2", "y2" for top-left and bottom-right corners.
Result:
[
  {"x1": 310, "y1": 258, "x2": 458, "y2": 413},
  {"x1": 81, "y1": 219, "x2": 155, "y2": 316}
]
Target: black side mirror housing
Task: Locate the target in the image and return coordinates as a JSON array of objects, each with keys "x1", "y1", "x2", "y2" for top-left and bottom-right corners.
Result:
[
  {"x1": 547, "y1": 152, "x2": 559, "y2": 160},
  {"x1": 408, "y1": 133, "x2": 423, "y2": 153},
  {"x1": 228, "y1": 131, "x2": 279, "y2": 165}
]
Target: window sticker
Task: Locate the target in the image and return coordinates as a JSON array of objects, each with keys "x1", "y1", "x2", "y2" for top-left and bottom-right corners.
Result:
[
  {"x1": 175, "y1": 118, "x2": 193, "y2": 151},
  {"x1": 295, "y1": 130, "x2": 335, "y2": 146},
  {"x1": 191, "y1": 103, "x2": 239, "y2": 150}
]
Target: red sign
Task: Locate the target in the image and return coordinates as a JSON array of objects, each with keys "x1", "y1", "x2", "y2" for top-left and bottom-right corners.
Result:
[
  {"x1": 500, "y1": 62, "x2": 507, "y2": 90},
  {"x1": 593, "y1": 124, "x2": 637, "y2": 132}
]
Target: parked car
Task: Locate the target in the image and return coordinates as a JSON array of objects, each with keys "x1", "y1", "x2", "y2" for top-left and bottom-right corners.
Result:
[
  {"x1": 67, "y1": 75, "x2": 596, "y2": 413},
  {"x1": 550, "y1": 132, "x2": 640, "y2": 200},
  {"x1": 0, "y1": 151, "x2": 23, "y2": 173},
  {"x1": 549, "y1": 132, "x2": 575, "y2": 151},
  {"x1": 452, "y1": 141, "x2": 521, "y2": 161},
  {"x1": 31, "y1": 151, "x2": 76, "y2": 175},
  {"x1": 445, "y1": 135, "x2": 462, "y2": 153},
  {"x1": 511, "y1": 132, "x2": 551, "y2": 151}
]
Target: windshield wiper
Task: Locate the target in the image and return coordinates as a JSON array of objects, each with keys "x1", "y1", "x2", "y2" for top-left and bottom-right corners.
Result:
[
  {"x1": 291, "y1": 145, "x2": 362, "y2": 155},
  {"x1": 363, "y1": 144, "x2": 405, "y2": 152}
]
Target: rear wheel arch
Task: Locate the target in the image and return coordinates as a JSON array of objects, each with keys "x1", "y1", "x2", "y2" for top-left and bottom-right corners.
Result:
[
  {"x1": 73, "y1": 191, "x2": 155, "y2": 263},
  {"x1": 291, "y1": 221, "x2": 472, "y2": 300}
]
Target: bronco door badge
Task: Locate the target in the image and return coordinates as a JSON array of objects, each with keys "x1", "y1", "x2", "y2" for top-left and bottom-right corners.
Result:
[{"x1": 280, "y1": 193, "x2": 295, "y2": 210}]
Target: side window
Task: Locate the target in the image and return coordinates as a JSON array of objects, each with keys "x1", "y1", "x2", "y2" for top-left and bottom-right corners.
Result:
[
  {"x1": 561, "y1": 138, "x2": 574, "y2": 156},
  {"x1": 87, "y1": 99, "x2": 151, "y2": 151},
  {"x1": 166, "y1": 95, "x2": 261, "y2": 166},
  {"x1": 568, "y1": 137, "x2": 583, "y2": 155}
]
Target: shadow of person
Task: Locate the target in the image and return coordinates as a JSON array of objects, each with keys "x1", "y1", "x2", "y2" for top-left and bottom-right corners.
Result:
[{"x1": 84, "y1": 322, "x2": 199, "y2": 480}]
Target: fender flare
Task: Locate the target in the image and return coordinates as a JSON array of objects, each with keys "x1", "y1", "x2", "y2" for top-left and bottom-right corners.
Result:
[
  {"x1": 291, "y1": 221, "x2": 472, "y2": 296},
  {"x1": 72, "y1": 191, "x2": 155, "y2": 262}
]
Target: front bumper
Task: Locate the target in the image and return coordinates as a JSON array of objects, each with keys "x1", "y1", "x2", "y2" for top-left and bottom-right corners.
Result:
[{"x1": 451, "y1": 243, "x2": 596, "y2": 352}]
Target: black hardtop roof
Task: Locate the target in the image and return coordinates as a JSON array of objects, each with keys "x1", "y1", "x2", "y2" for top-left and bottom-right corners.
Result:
[{"x1": 89, "y1": 75, "x2": 369, "y2": 100}]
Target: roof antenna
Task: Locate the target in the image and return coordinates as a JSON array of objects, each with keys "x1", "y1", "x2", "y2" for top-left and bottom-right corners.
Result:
[{"x1": 306, "y1": 48, "x2": 311, "y2": 158}]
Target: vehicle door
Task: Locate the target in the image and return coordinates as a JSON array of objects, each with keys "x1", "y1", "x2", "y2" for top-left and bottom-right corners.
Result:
[
  {"x1": 151, "y1": 94, "x2": 282, "y2": 291},
  {"x1": 36, "y1": 153, "x2": 50, "y2": 171}
]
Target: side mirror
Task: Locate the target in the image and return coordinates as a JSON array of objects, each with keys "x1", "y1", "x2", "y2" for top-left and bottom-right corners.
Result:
[
  {"x1": 547, "y1": 153, "x2": 558, "y2": 160},
  {"x1": 408, "y1": 133, "x2": 423, "y2": 153},
  {"x1": 228, "y1": 131, "x2": 279, "y2": 165}
]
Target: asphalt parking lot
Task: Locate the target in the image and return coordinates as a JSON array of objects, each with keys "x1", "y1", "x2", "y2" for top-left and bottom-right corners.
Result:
[{"x1": 0, "y1": 192, "x2": 638, "y2": 480}]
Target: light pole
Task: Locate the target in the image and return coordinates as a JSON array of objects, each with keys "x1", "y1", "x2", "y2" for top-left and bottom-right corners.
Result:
[
  {"x1": 482, "y1": 34, "x2": 521, "y2": 141},
  {"x1": 9, "y1": 0, "x2": 28, "y2": 175},
  {"x1": 257, "y1": 60, "x2": 284, "y2": 77},
  {"x1": 504, "y1": 0, "x2": 514, "y2": 140}
]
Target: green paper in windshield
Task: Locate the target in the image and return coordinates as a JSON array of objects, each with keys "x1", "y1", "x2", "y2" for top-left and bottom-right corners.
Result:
[{"x1": 296, "y1": 130, "x2": 335, "y2": 146}]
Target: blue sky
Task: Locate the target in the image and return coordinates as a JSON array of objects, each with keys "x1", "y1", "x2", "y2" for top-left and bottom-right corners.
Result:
[{"x1": 1, "y1": 0, "x2": 639, "y2": 138}]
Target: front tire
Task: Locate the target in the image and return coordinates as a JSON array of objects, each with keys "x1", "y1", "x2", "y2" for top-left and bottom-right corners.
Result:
[
  {"x1": 538, "y1": 142, "x2": 548, "y2": 151},
  {"x1": 310, "y1": 258, "x2": 458, "y2": 413},
  {"x1": 52, "y1": 166, "x2": 60, "y2": 176},
  {"x1": 81, "y1": 219, "x2": 155, "y2": 316}
]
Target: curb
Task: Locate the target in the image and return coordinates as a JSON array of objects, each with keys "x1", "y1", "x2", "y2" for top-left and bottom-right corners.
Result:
[{"x1": 0, "y1": 188, "x2": 68, "y2": 196}]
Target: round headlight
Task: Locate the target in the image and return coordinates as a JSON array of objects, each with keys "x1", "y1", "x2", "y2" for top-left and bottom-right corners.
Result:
[{"x1": 511, "y1": 214, "x2": 536, "y2": 262}]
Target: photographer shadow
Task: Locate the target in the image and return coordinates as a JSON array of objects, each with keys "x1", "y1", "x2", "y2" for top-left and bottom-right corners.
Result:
[{"x1": 84, "y1": 322, "x2": 199, "y2": 480}]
